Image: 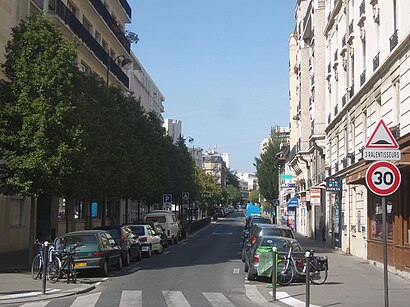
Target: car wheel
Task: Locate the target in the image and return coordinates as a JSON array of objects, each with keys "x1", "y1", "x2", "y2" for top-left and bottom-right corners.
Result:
[
  {"x1": 244, "y1": 260, "x2": 249, "y2": 272},
  {"x1": 116, "y1": 255, "x2": 123, "y2": 270},
  {"x1": 241, "y1": 250, "x2": 246, "y2": 262},
  {"x1": 247, "y1": 269, "x2": 256, "y2": 281},
  {"x1": 100, "y1": 259, "x2": 109, "y2": 277},
  {"x1": 158, "y1": 244, "x2": 164, "y2": 254},
  {"x1": 136, "y1": 248, "x2": 142, "y2": 261},
  {"x1": 123, "y1": 251, "x2": 130, "y2": 266}
]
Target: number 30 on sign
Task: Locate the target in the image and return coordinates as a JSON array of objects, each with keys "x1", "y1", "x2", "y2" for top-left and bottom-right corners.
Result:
[{"x1": 365, "y1": 161, "x2": 401, "y2": 196}]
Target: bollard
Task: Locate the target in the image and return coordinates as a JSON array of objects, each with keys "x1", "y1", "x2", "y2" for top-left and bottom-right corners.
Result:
[
  {"x1": 272, "y1": 247, "x2": 277, "y2": 301},
  {"x1": 305, "y1": 250, "x2": 311, "y2": 307},
  {"x1": 42, "y1": 241, "x2": 49, "y2": 295}
]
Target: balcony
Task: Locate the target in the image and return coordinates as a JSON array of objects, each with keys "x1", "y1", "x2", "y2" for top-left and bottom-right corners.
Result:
[
  {"x1": 360, "y1": 70, "x2": 366, "y2": 86},
  {"x1": 118, "y1": 0, "x2": 132, "y2": 19},
  {"x1": 89, "y1": 0, "x2": 131, "y2": 53},
  {"x1": 49, "y1": 0, "x2": 129, "y2": 87},
  {"x1": 390, "y1": 29, "x2": 398, "y2": 51},
  {"x1": 373, "y1": 52, "x2": 380, "y2": 71}
]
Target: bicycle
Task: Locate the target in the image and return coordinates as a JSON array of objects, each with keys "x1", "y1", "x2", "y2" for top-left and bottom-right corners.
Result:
[
  {"x1": 31, "y1": 239, "x2": 62, "y2": 282},
  {"x1": 277, "y1": 245, "x2": 328, "y2": 286},
  {"x1": 48, "y1": 241, "x2": 81, "y2": 284}
]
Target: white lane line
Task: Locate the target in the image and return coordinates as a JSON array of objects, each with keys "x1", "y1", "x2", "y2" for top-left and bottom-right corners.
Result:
[
  {"x1": 203, "y1": 292, "x2": 235, "y2": 307},
  {"x1": 20, "y1": 301, "x2": 50, "y2": 307},
  {"x1": 269, "y1": 291, "x2": 321, "y2": 307},
  {"x1": 119, "y1": 290, "x2": 142, "y2": 307},
  {"x1": 245, "y1": 285, "x2": 268, "y2": 305},
  {"x1": 70, "y1": 292, "x2": 101, "y2": 307},
  {"x1": 233, "y1": 268, "x2": 240, "y2": 274},
  {"x1": 162, "y1": 290, "x2": 190, "y2": 307}
]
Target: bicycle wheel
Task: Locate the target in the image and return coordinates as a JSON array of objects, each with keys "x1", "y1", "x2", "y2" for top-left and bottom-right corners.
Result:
[
  {"x1": 31, "y1": 254, "x2": 42, "y2": 280},
  {"x1": 277, "y1": 261, "x2": 293, "y2": 286},
  {"x1": 310, "y1": 264, "x2": 328, "y2": 285},
  {"x1": 68, "y1": 257, "x2": 77, "y2": 284},
  {"x1": 48, "y1": 255, "x2": 61, "y2": 283}
]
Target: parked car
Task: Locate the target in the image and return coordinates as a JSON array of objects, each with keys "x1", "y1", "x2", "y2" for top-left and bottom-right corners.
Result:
[
  {"x1": 244, "y1": 235, "x2": 302, "y2": 281},
  {"x1": 63, "y1": 230, "x2": 122, "y2": 277},
  {"x1": 243, "y1": 215, "x2": 272, "y2": 239},
  {"x1": 143, "y1": 211, "x2": 180, "y2": 244},
  {"x1": 242, "y1": 223, "x2": 295, "y2": 262},
  {"x1": 93, "y1": 225, "x2": 141, "y2": 265},
  {"x1": 131, "y1": 221, "x2": 168, "y2": 248},
  {"x1": 128, "y1": 224, "x2": 163, "y2": 257}
]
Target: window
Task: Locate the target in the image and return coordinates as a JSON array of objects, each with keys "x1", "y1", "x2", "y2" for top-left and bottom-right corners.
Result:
[
  {"x1": 82, "y1": 16, "x2": 92, "y2": 33},
  {"x1": 58, "y1": 198, "x2": 65, "y2": 219},
  {"x1": 370, "y1": 196, "x2": 393, "y2": 240},
  {"x1": 102, "y1": 39, "x2": 108, "y2": 52},
  {"x1": 9, "y1": 199, "x2": 25, "y2": 226},
  {"x1": 67, "y1": 1, "x2": 78, "y2": 17},
  {"x1": 95, "y1": 30, "x2": 101, "y2": 44},
  {"x1": 80, "y1": 61, "x2": 91, "y2": 75},
  {"x1": 74, "y1": 201, "x2": 84, "y2": 219}
]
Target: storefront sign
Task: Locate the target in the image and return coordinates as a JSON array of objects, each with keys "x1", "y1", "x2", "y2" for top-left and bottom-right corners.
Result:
[
  {"x1": 310, "y1": 188, "x2": 321, "y2": 205},
  {"x1": 326, "y1": 176, "x2": 342, "y2": 192}
]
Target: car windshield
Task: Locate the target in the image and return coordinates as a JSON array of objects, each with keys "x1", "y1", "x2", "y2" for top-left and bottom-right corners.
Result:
[
  {"x1": 252, "y1": 217, "x2": 271, "y2": 224},
  {"x1": 146, "y1": 216, "x2": 166, "y2": 223},
  {"x1": 105, "y1": 229, "x2": 121, "y2": 239},
  {"x1": 130, "y1": 226, "x2": 145, "y2": 236},
  {"x1": 65, "y1": 234, "x2": 97, "y2": 246},
  {"x1": 263, "y1": 229, "x2": 293, "y2": 238},
  {"x1": 260, "y1": 238, "x2": 293, "y2": 251}
]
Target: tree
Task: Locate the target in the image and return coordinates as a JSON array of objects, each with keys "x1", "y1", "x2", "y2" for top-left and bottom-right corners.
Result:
[
  {"x1": 0, "y1": 15, "x2": 81, "y2": 197},
  {"x1": 254, "y1": 127, "x2": 282, "y2": 204},
  {"x1": 248, "y1": 187, "x2": 260, "y2": 204}
]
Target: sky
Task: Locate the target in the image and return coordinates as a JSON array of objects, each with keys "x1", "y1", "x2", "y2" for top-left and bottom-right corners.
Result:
[{"x1": 128, "y1": 1, "x2": 295, "y2": 173}]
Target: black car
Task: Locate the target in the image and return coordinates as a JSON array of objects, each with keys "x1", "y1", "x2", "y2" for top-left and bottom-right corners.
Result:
[
  {"x1": 130, "y1": 221, "x2": 168, "y2": 248},
  {"x1": 242, "y1": 223, "x2": 295, "y2": 262},
  {"x1": 93, "y1": 226, "x2": 141, "y2": 265}
]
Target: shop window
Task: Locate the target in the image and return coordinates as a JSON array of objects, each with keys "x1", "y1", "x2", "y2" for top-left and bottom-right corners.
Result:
[
  {"x1": 9, "y1": 199, "x2": 25, "y2": 226},
  {"x1": 75, "y1": 201, "x2": 84, "y2": 219},
  {"x1": 370, "y1": 196, "x2": 393, "y2": 240}
]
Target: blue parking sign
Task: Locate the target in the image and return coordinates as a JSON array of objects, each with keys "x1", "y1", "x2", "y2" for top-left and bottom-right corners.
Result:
[{"x1": 163, "y1": 194, "x2": 172, "y2": 203}]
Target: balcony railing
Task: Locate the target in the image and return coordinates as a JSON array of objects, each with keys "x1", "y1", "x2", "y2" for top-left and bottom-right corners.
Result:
[
  {"x1": 89, "y1": 0, "x2": 131, "y2": 53},
  {"x1": 390, "y1": 29, "x2": 398, "y2": 51},
  {"x1": 373, "y1": 52, "x2": 380, "y2": 71},
  {"x1": 360, "y1": 70, "x2": 366, "y2": 86},
  {"x1": 50, "y1": 0, "x2": 129, "y2": 87},
  {"x1": 118, "y1": 0, "x2": 132, "y2": 19}
]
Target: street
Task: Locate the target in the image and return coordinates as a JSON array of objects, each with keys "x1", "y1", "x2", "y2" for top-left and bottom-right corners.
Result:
[{"x1": 3, "y1": 212, "x2": 410, "y2": 307}]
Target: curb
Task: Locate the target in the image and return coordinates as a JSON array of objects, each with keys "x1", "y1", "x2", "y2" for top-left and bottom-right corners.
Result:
[{"x1": 0, "y1": 284, "x2": 96, "y2": 305}]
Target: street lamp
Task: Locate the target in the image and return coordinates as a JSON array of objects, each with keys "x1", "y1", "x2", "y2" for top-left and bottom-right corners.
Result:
[{"x1": 106, "y1": 54, "x2": 132, "y2": 88}]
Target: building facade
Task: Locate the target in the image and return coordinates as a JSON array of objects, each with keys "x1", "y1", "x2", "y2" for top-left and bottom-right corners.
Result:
[
  {"x1": 163, "y1": 119, "x2": 182, "y2": 143},
  {"x1": 287, "y1": 0, "x2": 410, "y2": 278}
]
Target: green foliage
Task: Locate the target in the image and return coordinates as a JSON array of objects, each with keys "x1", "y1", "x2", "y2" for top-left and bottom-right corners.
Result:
[
  {"x1": 248, "y1": 187, "x2": 260, "y2": 204},
  {"x1": 254, "y1": 127, "x2": 282, "y2": 204}
]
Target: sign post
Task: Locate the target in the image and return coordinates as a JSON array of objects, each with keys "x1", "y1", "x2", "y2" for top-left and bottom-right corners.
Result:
[{"x1": 364, "y1": 120, "x2": 402, "y2": 307}]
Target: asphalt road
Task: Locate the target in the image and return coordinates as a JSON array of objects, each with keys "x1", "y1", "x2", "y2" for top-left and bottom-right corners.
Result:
[{"x1": 24, "y1": 211, "x2": 255, "y2": 307}]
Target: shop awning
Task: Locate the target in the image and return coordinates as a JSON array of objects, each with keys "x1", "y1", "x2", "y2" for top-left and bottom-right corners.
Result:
[{"x1": 287, "y1": 196, "x2": 299, "y2": 208}]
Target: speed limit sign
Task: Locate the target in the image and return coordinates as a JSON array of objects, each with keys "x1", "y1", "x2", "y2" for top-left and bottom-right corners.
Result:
[{"x1": 365, "y1": 161, "x2": 401, "y2": 196}]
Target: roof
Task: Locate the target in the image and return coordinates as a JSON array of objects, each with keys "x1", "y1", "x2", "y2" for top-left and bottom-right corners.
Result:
[{"x1": 64, "y1": 230, "x2": 103, "y2": 236}]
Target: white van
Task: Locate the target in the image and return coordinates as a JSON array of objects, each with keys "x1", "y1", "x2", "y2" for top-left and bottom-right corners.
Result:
[{"x1": 144, "y1": 211, "x2": 180, "y2": 244}]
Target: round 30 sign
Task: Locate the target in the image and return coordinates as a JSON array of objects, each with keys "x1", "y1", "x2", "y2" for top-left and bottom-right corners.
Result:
[{"x1": 365, "y1": 161, "x2": 401, "y2": 196}]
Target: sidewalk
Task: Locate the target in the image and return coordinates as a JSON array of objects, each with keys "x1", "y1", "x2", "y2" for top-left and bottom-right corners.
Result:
[
  {"x1": 0, "y1": 272, "x2": 95, "y2": 305},
  {"x1": 254, "y1": 234, "x2": 410, "y2": 306}
]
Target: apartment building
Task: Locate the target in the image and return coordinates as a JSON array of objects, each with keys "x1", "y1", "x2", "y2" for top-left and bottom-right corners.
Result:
[
  {"x1": 203, "y1": 151, "x2": 227, "y2": 188},
  {"x1": 163, "y1": 119, "x2": 182, "y2": 143},
  {"x1": 324, "y1": 0, "x2": 410, "y2": 277},
  {"x1": 0, "y1": 0, "x2": 133, "y2": 264},
  {"x1": 287, "y1": 0, "x2": 410, "y2": 278},
  {"x1": 288, "y1": 0, "x2": 327, "y2": 240}
]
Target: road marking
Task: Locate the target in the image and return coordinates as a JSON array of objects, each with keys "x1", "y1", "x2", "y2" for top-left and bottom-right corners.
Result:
[
  {"x1": 233, "y1": 268, "x2": 240, "y2": 274},
  {"x1": 203, "y1": 292, "x2": 235, "y2": 307},
  {"x1": 269, "y1": 291, "x2": 321, "y2": 307},
  {"x1": 119, "y1": 290, "x2": 142, "y2": 307},
  {"x1": 245, "y1": 285, "x2": 268, "y2": 305},
  {"x1": 20, "y1": 301, "x2": 49, "y2": 307},
  {"x1": 0, "y1": 289, "x2": 60, "y2": 300},
  {"x1": 162, "y1": 290, "x2": 190, "y2": 307},
  {"x1": 70, "y1": 292, "x2": 101, "y2": 307}
]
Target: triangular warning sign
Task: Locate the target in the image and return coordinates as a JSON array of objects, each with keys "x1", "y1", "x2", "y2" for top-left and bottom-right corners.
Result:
[{"x1": 365, "y1": 119, "x2": 399, "y2": 149}]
